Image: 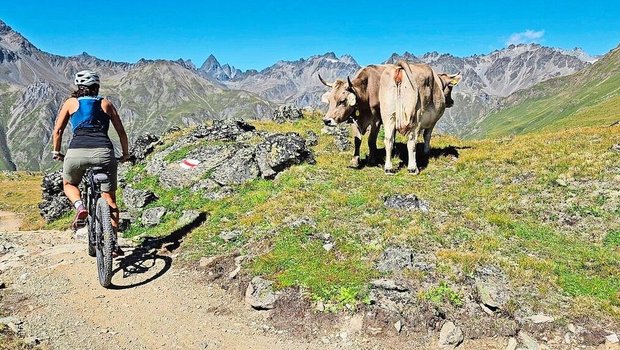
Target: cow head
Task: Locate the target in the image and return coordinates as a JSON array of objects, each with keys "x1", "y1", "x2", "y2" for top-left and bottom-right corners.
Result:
[
  {"x1": 319, "y1": 74, "x2": 358, "y2": 126},
  {"x1": 437, "y1": 72, "x2": 462, "y2": 108}
]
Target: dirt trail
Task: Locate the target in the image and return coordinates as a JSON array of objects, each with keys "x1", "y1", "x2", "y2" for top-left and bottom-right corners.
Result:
[
  {"x1": 2, "y1": 218, "x2": 592, "y2": 350},
  {"x1": 0, "y1": 210, "x2": 23, "y2": 232},
  {"x1": 0, "y1": 226, "x2": 350, "y2": 350}
]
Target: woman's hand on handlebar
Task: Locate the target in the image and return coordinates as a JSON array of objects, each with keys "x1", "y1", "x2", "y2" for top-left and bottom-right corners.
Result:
[
  {"x1": 52, "y1": 151, "x2": 64, "y2": 161},
  {"x1": 119, "y1": 154, "x2": 131, "y2": 163}
]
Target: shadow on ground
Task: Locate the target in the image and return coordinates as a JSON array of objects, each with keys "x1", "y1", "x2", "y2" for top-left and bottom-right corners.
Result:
[
  {"x1": 356, "y1": 142, "x2": 471, "y2": 171},
  {"x1": 108, "y1": 212, "x2": 208, "y2": 289}
]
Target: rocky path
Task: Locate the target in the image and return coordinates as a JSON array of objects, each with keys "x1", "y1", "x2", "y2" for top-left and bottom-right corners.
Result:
[
  {"x1": 3, "y1": 216, "x2": 613, "y2": 350},
  {"x1": 0, "y1": 221, "x2": 348, "y2": 350}
]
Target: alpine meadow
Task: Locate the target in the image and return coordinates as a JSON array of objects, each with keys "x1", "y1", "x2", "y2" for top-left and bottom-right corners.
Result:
[{"x1": 1, "y1": 13, "x2": 620, "y2": 350}]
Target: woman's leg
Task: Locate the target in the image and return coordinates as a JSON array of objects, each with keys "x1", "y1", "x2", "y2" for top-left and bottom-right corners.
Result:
[
  {"x1": 62, "y1": 150, "x2": 88, "y2": 228},
  {"x1": 63, "y1": 180, "x2": 81, "y2": 203}
]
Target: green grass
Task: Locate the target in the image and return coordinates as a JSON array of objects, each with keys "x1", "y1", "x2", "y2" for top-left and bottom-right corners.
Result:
[
  {"x1": 252, "y1": 228, "x2": 375, "y2": 308},
  {"x1": 604, "y1": 230, "x2": 620, "y2": 248},
  {"x1": 55, "y1": 111, "x2": 620, "y2": 320},
  {"x1": 0, "y1": 171, "x2": 46, "y2": 230},
  {"x1": 422, "y1": 281, "x2": 464, "y2": 307}
]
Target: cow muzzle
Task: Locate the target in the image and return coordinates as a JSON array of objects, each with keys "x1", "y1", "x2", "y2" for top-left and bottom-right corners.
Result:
[{"x1": 323, "y1": 117, "x2": 338, "y2": 127}]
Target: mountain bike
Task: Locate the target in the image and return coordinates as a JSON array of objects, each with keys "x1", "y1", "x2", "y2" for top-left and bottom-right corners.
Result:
[{"x1": 82, "y1": 166, "x2": 117, "y2": 288}]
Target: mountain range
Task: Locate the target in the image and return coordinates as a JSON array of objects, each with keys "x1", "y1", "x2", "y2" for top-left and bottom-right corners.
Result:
[{"x1": 0, "y1": 18, "x2": 611, "y2": 170}]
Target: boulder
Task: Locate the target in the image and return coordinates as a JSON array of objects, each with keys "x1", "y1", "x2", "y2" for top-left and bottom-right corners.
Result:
[
  {"x1": 122, "y1": 187, "x2": 158, "y2": 209},
  {"x1": 245, "y1": 276, "x2": 279, "y2": 310},
  {"x1": 255, "y1": 132, "x2": 315, "y2": 179},
  {"x1": 272, "y1": 105, "x2": 303, "y2": 123},
  {"x1": 306, "y1": 131, "x2": 319, "y2": 147},
  {"x1": 129, "y1": 133, "x2": 160, "y2": 162},
  {"x1": 39, "y1": 171, "x2": 72, "y2": 222},
  {"x1": 439, "y1": 321, "x2": 464, "y2": 348},
  {"x1": 384, "y1": 194, "x2": 430, "y2": 213},
  {"x1": 219, "y1": 230, "x2": 242, "y2": 242},
  {"x1": 211, "y1": 147, "x2": 260, "y2": 186},
  {"x1": 321, "y1": 125, "x2": 350, "y2": 151},
  {"x1": 518, "y1": 331, "x2": 540, "y2": 350},
  {"x1": 141, "y1": 207, "x2": 167, "y2": 227},
  {"x1": 177, "y1": 210, "x2": 203, "y2": 229},
  {"x1": 376, "y1": 247, "x2": 435, "y2": 273},
  {"x1": 370, "y1": 278, "x2": 409, "y2": 292},
  {"x1": 191, "y1": 119, "x2": 255, "y2": 141},
  {"x1": 475, "y1": 266, "x2": 511, "y2": 310}
]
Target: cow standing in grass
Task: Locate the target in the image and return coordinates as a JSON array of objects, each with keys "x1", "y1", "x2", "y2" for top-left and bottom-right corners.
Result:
[
  {"x1": 319, "y1": 64, "x2": 390, "y2": 168},
  {"x1": 379, "y1": 61, "x2": 461, "y2": 174}
]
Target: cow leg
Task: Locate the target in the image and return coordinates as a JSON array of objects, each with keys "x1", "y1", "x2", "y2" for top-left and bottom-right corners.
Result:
[
  {"x1": 367, "y1": 120, "x2": 380, "y2": 166},
  {"x1": 349, "y1": 124, "x2": 362, "y2": 169},
  {"x1": 423, "y1": 128, "x2": 433, "y2": 155},
  {"x1": 408, "y1": 124, "x2": 422, "y2": 174},
  {"x1": 384, "y1": 127, "x2": 396, "y2": 174}
]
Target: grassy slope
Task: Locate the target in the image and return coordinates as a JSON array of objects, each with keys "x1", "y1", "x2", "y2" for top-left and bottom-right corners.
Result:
[
  {"x1": 120, "y1": 112, "x2": 620, "y2": 321},
  {"x1": 0, "y1": 171, "x2": 46, "y2": 230},
  {"x1": 471, "y1": 45, "x2": 620, "y2": 139}
]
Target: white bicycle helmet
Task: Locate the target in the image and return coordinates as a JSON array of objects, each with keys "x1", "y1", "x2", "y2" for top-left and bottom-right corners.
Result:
[{"x1": 74, "y1": 70, "x2": 100, "y2": 86}]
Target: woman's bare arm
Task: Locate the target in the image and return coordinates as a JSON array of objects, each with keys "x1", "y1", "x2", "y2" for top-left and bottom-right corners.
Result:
[
  {"x1": 102, "y1": 99, "x2": 129, "y2": 160},
  {"x1": 52, "y1": 98, "x2": 76, "y2": 156}
]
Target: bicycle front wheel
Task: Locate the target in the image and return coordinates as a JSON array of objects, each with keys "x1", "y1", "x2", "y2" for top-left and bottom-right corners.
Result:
[{"x1": 95, "y1": 197, "x2": 114, "y2": 287}]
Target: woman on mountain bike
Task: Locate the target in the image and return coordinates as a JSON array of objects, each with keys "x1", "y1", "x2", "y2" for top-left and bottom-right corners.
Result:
[{"x1": 51, "y1": 70, "x2": 129, "y2": 255}]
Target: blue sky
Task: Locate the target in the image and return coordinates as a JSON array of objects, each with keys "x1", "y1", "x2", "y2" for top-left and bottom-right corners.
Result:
[{"x1": 1, "y1": 1, "x2": 618, "y2": 71}]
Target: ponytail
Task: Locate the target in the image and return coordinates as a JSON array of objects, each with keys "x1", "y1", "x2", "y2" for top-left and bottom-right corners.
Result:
[{"x1": 71, "y1": 84, "x2": 100, "y2": 98}]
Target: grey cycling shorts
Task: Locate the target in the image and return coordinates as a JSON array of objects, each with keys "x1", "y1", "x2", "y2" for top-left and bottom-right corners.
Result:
[{"x1": 63, "y1": 148, "x2": 117, "y2": 192}]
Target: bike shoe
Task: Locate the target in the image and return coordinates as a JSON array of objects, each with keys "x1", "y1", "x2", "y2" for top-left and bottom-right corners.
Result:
[
  {"x1": 112, "y1": 245, "x2": 125, "y2": 258},
  {"x1": 71, "y1": 205, "x2": 88, "y2": 230}
]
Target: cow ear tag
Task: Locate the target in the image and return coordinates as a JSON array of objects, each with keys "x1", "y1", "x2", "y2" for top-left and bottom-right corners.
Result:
[
  {"x1": 450, "y1": 75, "x2": 462, "y2": 86},
  {"x1": 347, "y1": 93, "x2": 357, "y2": 106},
  {"x1": 355, "y1": 110, "x2": 360, "y2": 117}
]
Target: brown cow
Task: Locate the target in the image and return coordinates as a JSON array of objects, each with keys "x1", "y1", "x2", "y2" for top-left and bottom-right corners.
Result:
[
  {"x1": 379, "y1": 61, "x2": 461, "y2": 174},
  {"x1": 319, "y1": 64, "x2": 390, "y2": 168}
]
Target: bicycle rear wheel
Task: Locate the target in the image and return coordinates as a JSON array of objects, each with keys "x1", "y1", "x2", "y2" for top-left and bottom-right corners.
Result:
[
  {"x1": 87, "y1": 215, "x2": 96, "y2": 257},
  {"x1": 95, "y1": 197, "x2": 114, "y2": 287}
]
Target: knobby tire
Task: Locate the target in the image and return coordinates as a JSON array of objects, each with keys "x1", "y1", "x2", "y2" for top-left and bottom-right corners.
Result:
[{"x1": 95, "y1": 198, "x2": 114, "y2": 287}]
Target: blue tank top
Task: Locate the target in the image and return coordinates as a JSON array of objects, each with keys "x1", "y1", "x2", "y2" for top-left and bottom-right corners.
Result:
[{"x1": 68, "y1": 96, "x2": 113, "y2": 149}]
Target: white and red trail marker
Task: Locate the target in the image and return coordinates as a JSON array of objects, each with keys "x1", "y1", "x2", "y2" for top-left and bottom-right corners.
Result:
[{"x1": 180, "y1": 158, "x2": 200, "y2": 170}]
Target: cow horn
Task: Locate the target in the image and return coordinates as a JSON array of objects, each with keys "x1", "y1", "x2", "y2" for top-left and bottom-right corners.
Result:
[
  {"x1": 347, "y1": 76, "x2": 360, "y2": 97},
  {"x1": 318, "y1": 74, "x2": 332, "y2": 88}
]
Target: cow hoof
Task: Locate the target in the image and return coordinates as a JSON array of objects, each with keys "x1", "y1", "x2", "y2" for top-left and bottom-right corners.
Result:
[
  {"x1": 348, "y1": 161, "x2": 361, "y2": 169},
  {"x1": 408, "y1": 168, "x2": 420, "y2": 175},
  {"x1": 384, "y1": 168, "x2": 396, "y2": 175}
]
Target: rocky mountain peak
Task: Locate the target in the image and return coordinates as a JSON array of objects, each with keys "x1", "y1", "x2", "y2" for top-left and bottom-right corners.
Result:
[
  {"x1": 323, "y1": 52, "x2": 337, "y2": 60},
  {"x1": 339, "y1": 54, "x2": 357, "y2": 65},
  {"x1": 386, "y1": 51, "x2": 418, "y2": 63},
  {"x1": 0, "y1": 19, "x2": 11, "y2": 33},
  {"x1": 0, "y1": 20, "x2": 35, "y2": 53},
  {"x1": 176, "y1": 58, "x2": 196, "y2": 70},
  {"x1": 198, "y1": 54, "x2": 244, "y2": 81},
  {"x1": 201, "y1": 54, "x2": 220, "y2": 70}
]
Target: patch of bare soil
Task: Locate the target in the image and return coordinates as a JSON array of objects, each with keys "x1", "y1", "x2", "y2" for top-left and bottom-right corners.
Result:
[{"x1": 0, "y1": 210, "x2": 23, "y2": 232}]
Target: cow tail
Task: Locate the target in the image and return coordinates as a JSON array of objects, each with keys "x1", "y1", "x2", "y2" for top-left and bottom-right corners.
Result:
[
  {"x1": 395, "y1": 69, "x2": 405, "y2": 134},
  {"x1": 396, "y1": 61, "x2": 418, "y2": 135}
]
